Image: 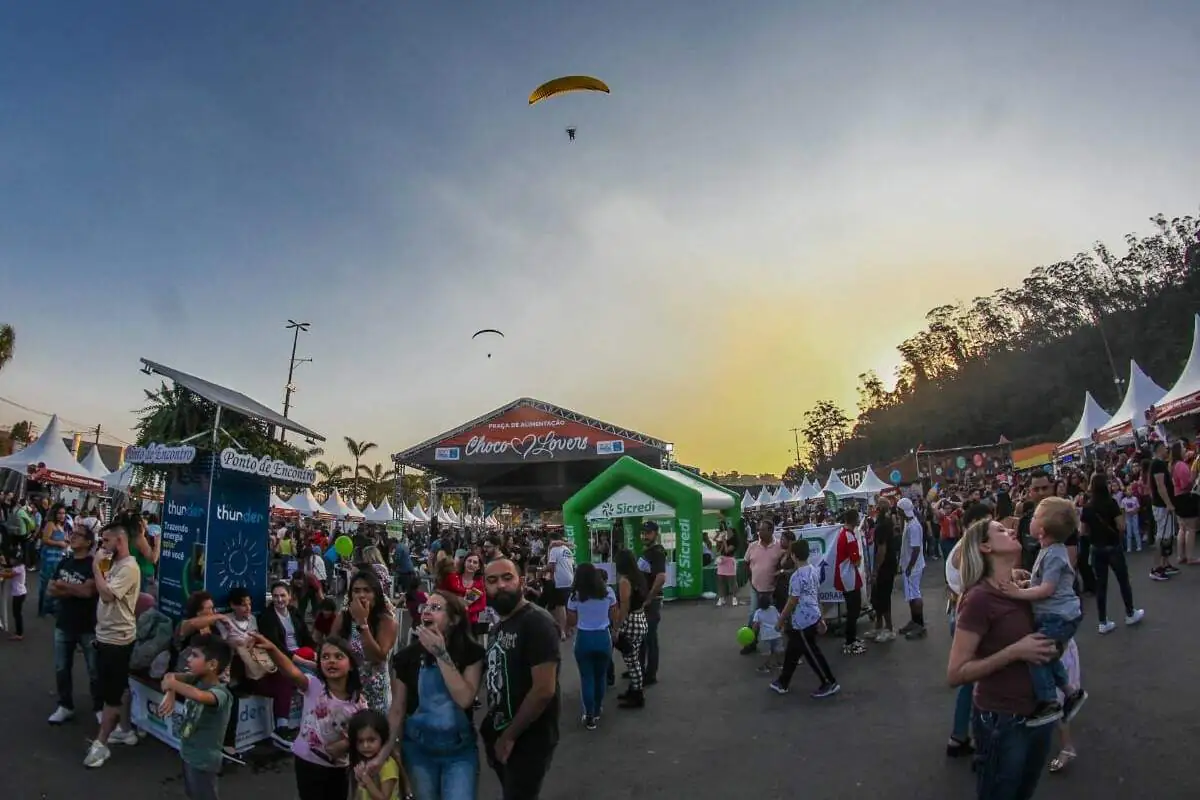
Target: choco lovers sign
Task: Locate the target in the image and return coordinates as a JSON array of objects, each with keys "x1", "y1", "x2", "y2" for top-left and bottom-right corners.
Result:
[{"x1": 426, "y1": 405, "x2": 646, "y2": 465}]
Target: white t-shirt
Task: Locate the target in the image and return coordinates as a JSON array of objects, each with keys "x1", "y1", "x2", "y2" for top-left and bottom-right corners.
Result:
[
  {"x1": 788, "y1": 564, "x2": 822, "y2": 630},
  {"x1": 1121, "y1": 495, "x2": 1139, "y2": 514},
  {"x1": 548, "y1": 544, "x2": 575, "y2": 589},
  {"x1": 753, "y1": 606, "x2": 782, "y2": 641},
  {"x1": 276, "y1": 607, "x2": 299, "y2": 652},
  {"x1": 903, "y1": 516, "x2": 926, "y2": 573}
]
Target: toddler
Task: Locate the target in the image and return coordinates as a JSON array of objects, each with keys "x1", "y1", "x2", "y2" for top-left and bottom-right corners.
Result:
[
  {"x1": 715, "y1": 540, "x2": 738, "y2": 607},
  {"x1": 752, "y1": 593, "x2": 782, "y2": 672},
  {"x1": 1120, "y1": 487, "x2": 1141, "y2": 552}
]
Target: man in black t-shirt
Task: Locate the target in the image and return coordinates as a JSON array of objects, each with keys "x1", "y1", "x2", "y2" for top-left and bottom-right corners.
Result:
[
  {"x1": 1148, "y1": 441, "x2": 1179, "y2": 580},
  {"x1": 482, "y1": 558, "x2": 561, "y2": 799},
  {"x1": 1018, "y1": 474, "x2": 1054, "y2": 572},
  {"x1": 46, "y1": 526, "x2": 101, "y2": 724},
  {"x1": 638, "y1": 521, "x2": 668, "y2": 685},
  {"x1": 867, "y1": 499, "x2": 899, "y2": 641}
]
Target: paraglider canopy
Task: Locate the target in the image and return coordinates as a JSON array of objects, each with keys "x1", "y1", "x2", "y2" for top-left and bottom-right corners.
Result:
[
  {"x1": 528, "y1": 75, "x2": 610, "y2": 106},
  {"x1": 472, "y1": 328, "x2": 504, "y2": 359}
]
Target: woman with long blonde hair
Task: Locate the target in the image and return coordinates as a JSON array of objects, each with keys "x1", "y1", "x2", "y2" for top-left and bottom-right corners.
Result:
[{"x1": 948, "y1": 517, "x2": 1059, "y2": 799}]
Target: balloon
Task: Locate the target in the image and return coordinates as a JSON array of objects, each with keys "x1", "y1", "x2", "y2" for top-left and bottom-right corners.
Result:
[
  {"x1": 334, "y1": 535, "x2": 354, "y2": 559},
  {"x1": 528, "y1": 75, "x2": 610, "y2": 106},
  {"x1": 736, "y1": 626, "x2": 756, "y2": 647}
]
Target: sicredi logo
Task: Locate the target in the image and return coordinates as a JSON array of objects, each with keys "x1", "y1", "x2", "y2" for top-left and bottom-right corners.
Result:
[
  {"x1": 216, "y1": 504, "x2": 266, "y2": 525},
  {"x1": 167, "y1": 500, "x2": 205, "y2": 519},
  {"x1": 598, "y1": 499, "x2": 657, "y2": 518}
]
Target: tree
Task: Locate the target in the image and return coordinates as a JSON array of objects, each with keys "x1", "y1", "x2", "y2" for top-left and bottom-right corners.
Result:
[
  {"x1": 801, "y1": 401, "x2": 851, "y2": 469},
  {"x1": 313, "y1": 461, "x2": 350, "y2": 499},
  {"x1": 9, "y1": 420, "x2": 32, "y2": 445},
  {"x1": 0, "y1": 324, "x2": 13, "y2": 375},
  {"x1": 358, "y1": 462, "x2": 398, "y2": 507},
  {"x1": 343, "y1": 437, "x2": 377, "y2": 504}
]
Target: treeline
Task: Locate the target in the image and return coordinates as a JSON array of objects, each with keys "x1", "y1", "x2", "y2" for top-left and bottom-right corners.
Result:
[{"x1": 802, "y1": 211, "x2": 1200, "y2": 471}]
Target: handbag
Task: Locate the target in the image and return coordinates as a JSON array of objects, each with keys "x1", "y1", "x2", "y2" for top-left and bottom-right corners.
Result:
[{"x1": 237, "y1": 643, "x2": 277, "y2": 680}]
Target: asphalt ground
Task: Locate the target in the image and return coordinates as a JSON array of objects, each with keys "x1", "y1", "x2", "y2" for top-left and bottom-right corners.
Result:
[{"x1": 2, "y1": 551, "x2": 1197, "y2": 800}]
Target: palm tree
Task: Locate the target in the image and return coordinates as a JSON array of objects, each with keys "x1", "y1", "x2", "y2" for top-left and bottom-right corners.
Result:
[
  {"x1": 313, "y1": 461, "x2": 350, "y2": 500},
  {"x1": 0, "y1": 324, "x2": 13, "y2": 375},
  {"x1": 358, "y1": 462, "x2": 398, "y2": 507},
  {"x1": 9, "y1": 420, "x2": 32, "y2": 445},
  {"x1": 344, "y1": 437, "x2": 378, "y2": 503}
]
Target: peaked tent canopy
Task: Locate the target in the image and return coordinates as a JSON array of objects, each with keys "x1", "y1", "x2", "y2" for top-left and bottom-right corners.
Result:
[
  {"x1": 776, "y1": 484, "x2": 794, "y2": 504},
  {"x1": 1096, "y1": 360, "x2": 1168, "y2": 442},
  {"x1": 322, "y1": 490, "x2": 362, "y2": 520},
  {"x1": 362, "y1": 502, "x2": 377, "y2": 517},
  {"x1": 270, "y1": 492, "x2": 299, "y2": 516},
  {"x1": 1057, "y1": 392, "x2": 1112, "y2": 455},
  {"x1": 754, "y1": 487, "x2": 772, "y2": 506},
  {"x1": 104, "y1": 465, "x2": 136, "y2": 493},
  {"x1": 822, "y1": 469, "x2": 855, "y2": 498},
  {"x1": 0, "y1": 415, "x2": 105, "y2": 491},
  {"x1": 741, "y1": 490, "x2": 754, "y2": 510},
  {"x1": 368, "y1": 500, "x2": 395, "y2": 523},
  {"x1": 412, "y1": 504, "x2": 429, "y2": 523},
  {"x1": 79, "y1": 447, "x2": 111, "y2": 480},
  {"x1": 346, "y1": 500, "x2": 366, "y2": 518},
  {"x1": 288, "y1": 489, "x2": 326, "y2": 516},
  {"x1": 854, "y1": 466, "x2": 893, "y2": 496},
  {"x1": 1152, "y1": 314, "x2": 1200, "y2": 423},
  {"x1": 402, "y1": 504, "x2": 420, "y2": 524}
]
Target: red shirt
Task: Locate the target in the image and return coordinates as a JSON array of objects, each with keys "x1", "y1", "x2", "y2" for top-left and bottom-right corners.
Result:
[
  {"x1": 443, "y1": 572, "x2": 487, "y2": 624},
  {"x1": 833, "y1": 527, "x2": 863, "y2": 592}
]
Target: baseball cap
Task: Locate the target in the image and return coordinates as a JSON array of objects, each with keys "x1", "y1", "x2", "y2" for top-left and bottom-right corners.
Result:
[
  {"x1": 641, "y1": 520, "x2": 659, "y2": 533},
  {"x1": 897, "y1": 497, "x2": 916, "y2": 518}
]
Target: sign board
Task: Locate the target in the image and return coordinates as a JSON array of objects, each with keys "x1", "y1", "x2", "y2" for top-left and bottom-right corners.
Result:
[
  {"x1": 586, "y1": 485, "x2": 674, "y2": 521},
  {"x1": 125, "y1": 443, "x2": 196, "y2": 465},
  {"x1": 219, "y1": 448, "x2": 316, "y2": 485}
]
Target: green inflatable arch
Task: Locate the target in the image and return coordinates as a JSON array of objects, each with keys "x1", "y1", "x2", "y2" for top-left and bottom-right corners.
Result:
[{"x1": 562, "y1": 456, "x2": 741, "y2": 599}]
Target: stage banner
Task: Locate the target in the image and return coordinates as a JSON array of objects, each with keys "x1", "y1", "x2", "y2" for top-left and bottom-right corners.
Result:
[
  {"x1": 159, "y1": 472, "x2": 210, "y2": 622},
  {"x1": 206, "y1": 468, "x2": 270, "y2": 613},
  {"x1": 785, "y1": 524, "x2": 868, "y2": 604}
]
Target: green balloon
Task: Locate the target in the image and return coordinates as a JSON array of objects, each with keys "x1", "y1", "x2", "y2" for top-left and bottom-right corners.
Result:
[
  {"x1": 334, "y1": 535, "x2": 354, "y2": 558},
  {"x1": 736, "y1": 626, "x2": 756, "y2": 647}
]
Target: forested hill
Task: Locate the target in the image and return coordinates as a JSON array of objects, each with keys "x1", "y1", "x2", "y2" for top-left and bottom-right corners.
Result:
[{"x1": 804, "y1": 211, "x2": 1200, "y2": 472}]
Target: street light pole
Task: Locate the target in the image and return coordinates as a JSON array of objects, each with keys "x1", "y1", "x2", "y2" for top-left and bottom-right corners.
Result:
[
  {"x1": 789, "y1": 427, "x2": 803, "y2": 475},
  {"x1": 281, "y1": 319, "x2": 311, "y2": 442}
]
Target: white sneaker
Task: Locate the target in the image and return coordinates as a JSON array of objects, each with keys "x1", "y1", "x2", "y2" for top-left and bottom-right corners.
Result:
[
  {"x1": 875, "y1": 630, "x2": 897, "y2": 642},
  {"x1": 47, "y1": 706, "x2": 75, "y2": 725},
  {"x1": 716, "y1": 598, "x2": 725, "y2": 607},
  {"x1": 1097, "y1": 621, "x2": 1116, "y2": 635},
  {"x1": 1125, "y1": 609, "x2": 1145, "y2": 626},
  {"x1": 731, "y1": 597, "x2": 739, "y2": 607},
  {"x1": 108, "y1": 727, "x2": 139, "y2": 746},
  {"x1": 95, "y1": 711, "x2": 103, "y2": 725},
  {"x1": 83, "y1": 740, "x2": 111, "y2": 768}
]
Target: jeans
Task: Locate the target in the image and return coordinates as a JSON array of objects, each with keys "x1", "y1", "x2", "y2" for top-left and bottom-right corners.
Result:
[
  {"x1": 974, "y1": 710, "x2": 1053, "y2": 800},
  {"x1": 939, "y1": 537, "x2": 957, "y2": 561},
  {"x1": 948, "y1": 613, "x2": 975, "y2": 742},
  {"x1": 1076, "y1": 537, "x2": 1096, "y2": 594},
  {"x1": 402, "y1": 737, "x2": 478, "y2": 800},
  {"x1": 182, "y1": 762, "x2": 220, "y2": 800},
  {"x1": 640, "y1": 602, "x2": 660, "y2": 682},
  {"x1": 54, "y1": 628, "x2": 101, "y2": 712},
  {"x1": 1092, "y1": 545, "x2": 1136, "y2": 623},
  {"x1": 1029, "y1": 614, "x2": 1080, "y2": 703},
  {"x1": 573, "y1": 629, "x2": 612, "y2": 717},
  {"x1": 1124, "y1": 513, "x2": 1141, "y2": 551}
]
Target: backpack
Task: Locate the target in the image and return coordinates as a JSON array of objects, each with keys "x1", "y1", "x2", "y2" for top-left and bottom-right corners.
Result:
[{"x1": 3, "y1": 510, "x2": 22, "y2": 540}]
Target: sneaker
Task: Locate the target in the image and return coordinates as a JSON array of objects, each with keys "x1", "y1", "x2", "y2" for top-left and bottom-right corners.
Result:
[
  {"x1": 946, "y1": 737, "x2": 975, "y2": 758},
  {"x1": 842, "y1": 641, "x2": 867, "y2": 655},
  {"x1": 755, "y1": 664, "x2": 773, "y2": 674},
  {"x1": 584, "y1": 715, "x2": 597, "y2": 731},
  {"x1": 812, "y1": 682, "x2": 841, "y2": 699},
  {"x1": 48, "y1": 706, "x2": 75, "y2": 725},
  {"x1": 1062, "y1": 689, "x2": 1088, "y2": 723},
  {"x1": 861, "y1": 629, "x2": 880, "y2": 642},
  {"x1": 1150, "y1": 569, "x2": 1169, "y2": 581},
  {"x1": 1097, "y1": 621, "x2": 1116, "y2": 635},
  {"x1": 1025, "y1": 702, "x2": 1064, "y2": 728},
  {"x1": 1125, "y1": 609, "x2": 1145, "y2": 626},
  {"x1": 768, "y1": 681, "x2": 789, "y2": 695},
  {"x1": 897, "y1": 621, "x2": 916, "y2": 635},
  {"x1": 731, "y1": 597, "x2": 739, "y2": 607},
  {"x1": 715, "y1": 598, "x2": 725, "y2": 607},
  {"x1": 1164, "y1": 564, "x2": 1182, "y2": 575},
  {"x1": 875, "y1": 630, "x2": 896, "y2": 642},
  {"x1": 83, "y1": 740, "x2": 111, "y2": 769},
  {"x1": 270, "y1": 728, "x2": 298, "y2": 747},
  {"x1": 904, "y1": 625, "x2": 928, "y2": 640},
  {"x1": 108, "y1": 727, "x2": 139, "y2": 746}
]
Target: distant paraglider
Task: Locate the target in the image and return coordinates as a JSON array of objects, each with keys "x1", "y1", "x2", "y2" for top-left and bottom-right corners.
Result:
[
  {"x1": 472, "y1": 328, "x2": 504, "y2": 358},
  {"x1": 529, "y1": 76, "x2": 609, "y2": 141}
]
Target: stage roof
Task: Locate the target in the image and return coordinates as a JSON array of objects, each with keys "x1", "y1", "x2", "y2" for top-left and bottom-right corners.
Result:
[
  {"x1": 140, "y1": 358, "x2": 325, "y2": 442},
  {"x1": 393, "y1": 397, "x2": 669, "y2": 508}
]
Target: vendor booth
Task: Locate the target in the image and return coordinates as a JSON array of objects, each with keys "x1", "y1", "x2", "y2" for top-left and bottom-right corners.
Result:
[{"x1": 562, "y1": 456, "x2": 741, "y2": 599}]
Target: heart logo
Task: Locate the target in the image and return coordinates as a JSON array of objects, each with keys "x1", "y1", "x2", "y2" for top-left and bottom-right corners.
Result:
[{"x1": 509, "y1": 434, "x2": 538, "y2": 459}]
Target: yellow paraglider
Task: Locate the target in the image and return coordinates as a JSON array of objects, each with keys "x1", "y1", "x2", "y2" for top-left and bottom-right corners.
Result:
[{"x1": 528, "y1": 75, "x2": 610, "y2": 106}]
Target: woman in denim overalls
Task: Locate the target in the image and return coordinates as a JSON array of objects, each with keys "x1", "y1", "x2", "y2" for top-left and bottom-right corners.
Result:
[{"x1": 37, "y1": 504, "x2": 70, "y2": 617}]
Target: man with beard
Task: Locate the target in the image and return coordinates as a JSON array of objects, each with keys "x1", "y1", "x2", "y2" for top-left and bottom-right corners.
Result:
[
  {"x1": 1019, "y1": 474, "x2": 1055, "y2": 572},
  {"x1": 865, "y1": 499, "x2": 898, "y2": 642},
  {"x1": 638, "y1": 521, "x2": 668, "y2": 684},
  {"x1": 481, "y1": 558, "x2": 561, "y2": 799}
]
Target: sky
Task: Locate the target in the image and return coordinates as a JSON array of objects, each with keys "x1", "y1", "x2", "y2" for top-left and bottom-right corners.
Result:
[{"x1": 2, "y1": 1, "x2": 1199, "y2": 475}]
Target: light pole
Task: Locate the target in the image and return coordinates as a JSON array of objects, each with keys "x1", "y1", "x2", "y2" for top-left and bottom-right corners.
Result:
[
  {"x1": 281, "y1": 319, "x2": 311, "y2": 442},
  {"x1": 789, "y1": 427, "x2": 803, "y2": 476}
]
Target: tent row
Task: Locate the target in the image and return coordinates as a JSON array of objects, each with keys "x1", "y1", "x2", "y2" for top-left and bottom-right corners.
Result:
[
  {"x1": 739, "y1": 465, "x2": 895, "y2": 509},
  {"x1": 269, "y1": 489, "x2": 500, "y2": 528},
  {"x1": 1056, "y1": 313, "x2": 1200, "y2": 456}
]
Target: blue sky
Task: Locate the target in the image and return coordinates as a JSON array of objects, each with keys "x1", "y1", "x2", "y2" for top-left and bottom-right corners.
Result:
[{"x1": 2, "y1": 1, "x2": 1199, "y2": 473}]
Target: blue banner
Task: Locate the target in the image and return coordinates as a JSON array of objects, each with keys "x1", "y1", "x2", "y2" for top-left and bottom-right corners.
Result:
[
  {"x1": 159, "y1": 471, "x2": 210, "y2": 622},
  {"x1": 205, "y1": 468, "x2": 270, "y2": 614}
]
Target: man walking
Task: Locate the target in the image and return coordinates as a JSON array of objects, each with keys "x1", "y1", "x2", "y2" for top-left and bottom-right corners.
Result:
[{"x1": 741, "y1": 519, "x2": 782, "y2": 655}]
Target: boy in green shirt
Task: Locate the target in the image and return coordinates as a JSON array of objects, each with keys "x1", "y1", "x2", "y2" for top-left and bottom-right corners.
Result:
[{"x1": 159, "y1": 634, "x2": 234, "y2": 799}]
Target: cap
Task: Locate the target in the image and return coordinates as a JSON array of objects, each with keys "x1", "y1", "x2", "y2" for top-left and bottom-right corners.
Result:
[
  {"x1": 641, "y1": 520, "x2": 659, "y2": 532},
  {"x1": 897, "y1": 497, "x2": 916, "y2": 518}
]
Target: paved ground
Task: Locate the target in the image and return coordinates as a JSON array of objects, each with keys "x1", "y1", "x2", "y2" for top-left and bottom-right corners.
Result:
[{"x1": 2, "y1": 553, "x2": 1198, "y2": 800}]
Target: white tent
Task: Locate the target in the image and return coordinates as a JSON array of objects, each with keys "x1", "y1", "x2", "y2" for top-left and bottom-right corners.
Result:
[
  {"x1": 804, "y1": 478, "x2": 823, "y2": 500},
  {"x1": 486, "y1": 513, "x2": 501, "y2": 529},
  {"x1": 1153, "y1": 314, "x2": 1200, "y2": 423},
  {"x1": 400, "y1": 503, "x2": 419, "y2": 524},
  {"x1": 369, "y1": 499, "x2": 395, "y2": 523},
  {"x1": 1096, "y1": 360, "x2": 1167, "y2": 442},
  {"x1": 79, "y1": 447, "x2": 111, "y2": 479},
  {"x1": 854, "y1": 466, "x2": 893, "y2": 496},
  {"x1": 1057, "y1": 392, "x2": 1112, "y2": 455},
  {"x1": 754, "y1": 487, "x2": 772, "y2": 507},
  {"x1": 362, "y1": 501, "x2": 377, "y2": 518},
  {"x1": 776, "y1": 484, "x2": 793, "y2": 504},
  {"x1": 821, "y1": 469, "x2": 855, "y2": 498},
  {"x1": 740, "y1": 490, "x2": 754, "y2": 510},
  {"x1": 288, "y1": 489, "x2": 326, "y2": 517},
  {"x1": 322, "y1": 489, "x2": 362, "y2": 520},
  {"x1": 412, "y1": 503, "x2": 429, "y2": 523},
  {"x1": 104, "y1": 465, "x2": 136, "y2": 493},
  {"x1": 346, "y1": 499, "x2": 367, "y2": 519},
  {"x1": 270, "y1": 492, "x2": 299, "y2": 515},
  {"x1": 0, "y1": 415, "x2": 101, "y2": 486}
]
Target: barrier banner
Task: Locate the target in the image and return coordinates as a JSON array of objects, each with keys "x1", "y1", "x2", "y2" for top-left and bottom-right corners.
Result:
[
  {"x1": 159, "y1": 473, "x2": 210, "y2": 622},
  {"x1": 784, "y1": 524, "x2": 869, "y2": 604},
  {"x1": 206, "y1": 469, "x2": 270, "y2": 613}
]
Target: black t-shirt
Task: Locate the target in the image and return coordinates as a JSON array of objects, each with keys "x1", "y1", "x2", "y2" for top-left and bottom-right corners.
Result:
[
  {"x1": 52, "y1": 555, "x2": 96, "y2": 635},
  {"x1": 1017, "y1": 513, "x2": 1040, "y2": 573},
  {"x1": 874, "y1": 515, "x2": 899, "y2": 572},
  {"x1": 390, "y1": 639, "x2": 485, "y2": 721},
  {"x1": 1150, "y1": 458, "x2": 1172, "y2": 507},
  {"x1": 1082, "y1": 497, "x2": 1122, "y2": 548},
  {"x1": 638, "y1": 544, "x2": 668, "y2": 609},
  {"x1": 482, "y1": 602, "x2": 561, "y2": 746}
]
